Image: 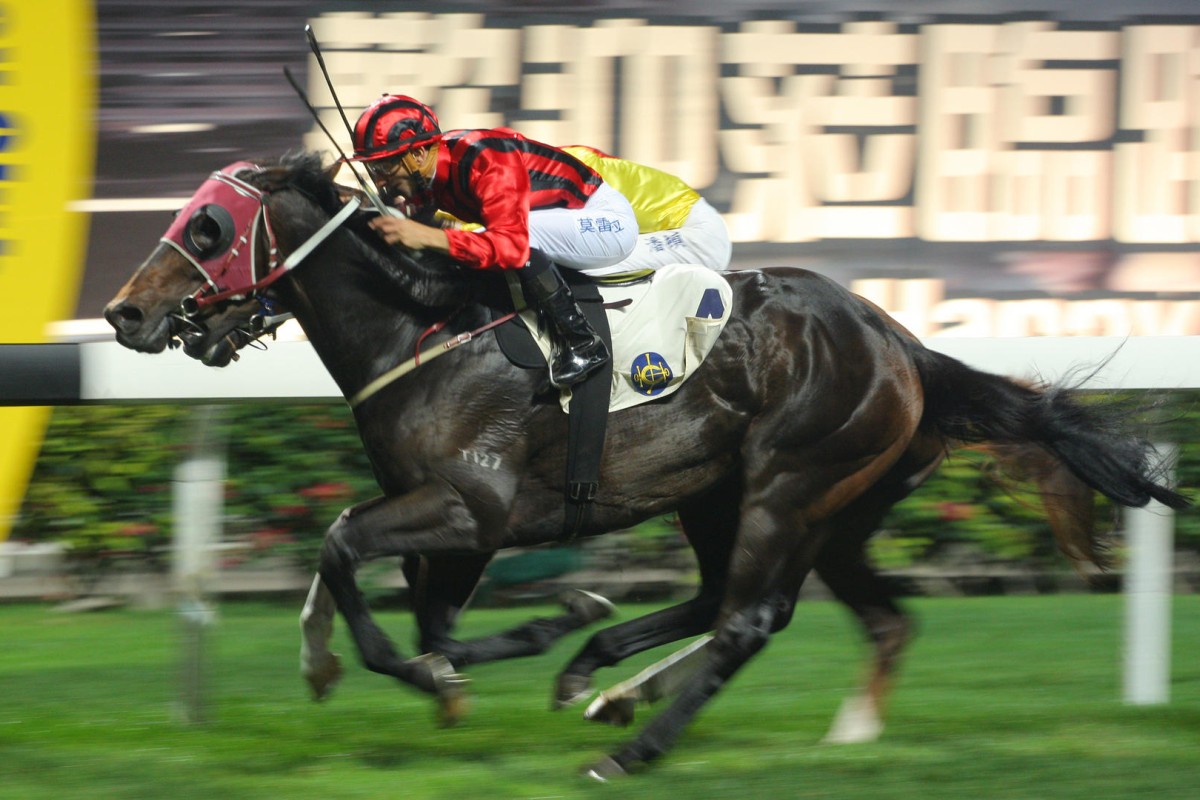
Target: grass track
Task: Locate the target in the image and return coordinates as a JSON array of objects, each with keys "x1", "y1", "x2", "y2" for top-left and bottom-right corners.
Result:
[{"x1": 1, "y1": 594, "x2": 1198, "y2": 799}]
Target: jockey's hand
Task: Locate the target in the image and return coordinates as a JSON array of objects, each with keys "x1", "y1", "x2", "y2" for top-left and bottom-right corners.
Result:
[{"x1": 368, "y1": 216, "x2": 450, "y2": 253}]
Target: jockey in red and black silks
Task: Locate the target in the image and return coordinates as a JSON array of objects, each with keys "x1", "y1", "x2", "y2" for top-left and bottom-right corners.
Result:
[
  {"x1": 349, "y1": 93, "x2": 637, "y2": 389},
  {"x1": 432, "y1": 127, "x2": 606, "y2": 271}
]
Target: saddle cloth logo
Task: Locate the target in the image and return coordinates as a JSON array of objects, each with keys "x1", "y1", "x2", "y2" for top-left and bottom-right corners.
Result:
[
  {"x1": 630, "y1": 352, "x2": 674, "y2": 396},
  {"x1": 513, "y1": 263, "x2": 734, "y2": 413}
]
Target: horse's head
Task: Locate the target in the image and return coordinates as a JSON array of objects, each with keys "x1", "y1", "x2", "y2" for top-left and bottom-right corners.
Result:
[
  {"x1": 104, "y1": 153, "x2": 472, "y2": 367},
  {"x1": 103, "y1": 248, "x2": 263, "y2": 368},
  {"x1": 103, "y1": 160, "x2": 304, "y2": 366}
]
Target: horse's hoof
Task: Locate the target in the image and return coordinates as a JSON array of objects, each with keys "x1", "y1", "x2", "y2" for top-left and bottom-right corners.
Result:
[
  {"x1": 404, "y1": 652, "x2": 468, "y2": 693},
  {"x1": 303, "y1": 652, "x2": 343, "y2": 701},
  {"x1": 404, "y1": 652, "x2": 471, "y2": 726},
  {"x1": 583, "y1": 693, "x2": 636, "y2": 727},
  {"x1": 821, "y1": 695, "x2": 883, "y2": 744},
  {"x1": 582, "y1": 756, "x2": 627, "y2": 782},
  {"x1": 437, "y1": 680, "x2": 471, "y2": 728},
  {"x1": 560, "y1": 589, "x2": 616, "y2": 624},
  {"x1": 553, "y1": 672, "x2": 593, "y2": 709}
]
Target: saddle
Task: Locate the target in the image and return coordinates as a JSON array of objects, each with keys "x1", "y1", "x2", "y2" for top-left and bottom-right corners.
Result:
[
  {"x1": 493, "y1": 268, "x2": 613, "y2": 371},
  {"x1": 493, "y1": 264, "x2": 734, "y2": 539}
]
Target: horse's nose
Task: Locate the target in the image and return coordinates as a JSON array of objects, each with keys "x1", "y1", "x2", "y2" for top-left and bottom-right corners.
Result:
[{"x1": 104, "y1": 300, "x2": 144, "y2": 336}]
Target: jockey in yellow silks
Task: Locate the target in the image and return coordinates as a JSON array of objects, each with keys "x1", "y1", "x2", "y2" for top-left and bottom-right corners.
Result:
[{"x1": 561, "y1": 145, "x2": 731, "y2": 277}]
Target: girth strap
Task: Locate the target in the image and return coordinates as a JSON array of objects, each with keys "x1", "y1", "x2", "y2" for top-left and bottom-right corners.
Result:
[{"x1": 561, "y1": 285, "x2": 612, "y2": 541}]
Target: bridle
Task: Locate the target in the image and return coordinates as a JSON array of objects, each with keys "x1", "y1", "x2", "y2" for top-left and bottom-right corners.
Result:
[{"x1": 161, "y1": 161, "x2": 360, "y2": 347}]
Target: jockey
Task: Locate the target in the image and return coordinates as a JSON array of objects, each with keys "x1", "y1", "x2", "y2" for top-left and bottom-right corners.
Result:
[
  {"x1": 561, "y1": 145, "x2": 732, "y2": 276},
  {"x1": 349, "y1": 94, "x2": 637, "y2": 390},
  {"x1": 434, "y1": 147, "x2": 731, "y2": 278}
]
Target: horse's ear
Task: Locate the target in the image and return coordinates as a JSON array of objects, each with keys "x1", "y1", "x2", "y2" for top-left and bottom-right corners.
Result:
[
  {"x1": 324, "y1": 162, "x2": 368, "y2": 204},
  {"x1": 335, "y1": 184, "x2": 369, "y2": 206}
]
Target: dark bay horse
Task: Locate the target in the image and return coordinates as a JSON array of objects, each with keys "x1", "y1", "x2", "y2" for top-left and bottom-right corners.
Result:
[{"x1": 104, "y1": 154, "x2": 1187, "y2": 778}]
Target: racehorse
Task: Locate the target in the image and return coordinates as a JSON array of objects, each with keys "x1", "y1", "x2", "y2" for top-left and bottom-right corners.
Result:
[{"x1": 104, "y1": 153, "x2": 1187, "y2": 778}]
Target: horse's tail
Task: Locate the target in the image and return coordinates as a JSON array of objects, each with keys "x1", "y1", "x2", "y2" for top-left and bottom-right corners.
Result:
[{"x1": 910, "y1": 346, "x2": 1188, "y2": 566}]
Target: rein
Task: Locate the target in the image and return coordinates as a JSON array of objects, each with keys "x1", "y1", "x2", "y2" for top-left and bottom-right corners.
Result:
[
  {"x1": 349, "y1": 309, "x2": 519, "y2": 408},
  {"x1": 348, "y1": 294, "x2": 633, "y2": 409}
]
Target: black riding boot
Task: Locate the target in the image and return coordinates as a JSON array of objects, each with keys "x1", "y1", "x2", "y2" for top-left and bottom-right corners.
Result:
[{"x1": 521, "y1": 251, "x2": 609, "y2": 389}]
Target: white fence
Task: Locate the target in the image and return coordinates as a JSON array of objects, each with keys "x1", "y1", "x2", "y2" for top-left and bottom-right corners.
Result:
[{"x1": 46, "y1": 335, "x2": 1200, "y2": 402}]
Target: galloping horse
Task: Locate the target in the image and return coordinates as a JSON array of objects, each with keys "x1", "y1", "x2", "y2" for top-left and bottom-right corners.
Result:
[{"x1": 104, "y1": 154, "x2": 1186, "y2": 778}]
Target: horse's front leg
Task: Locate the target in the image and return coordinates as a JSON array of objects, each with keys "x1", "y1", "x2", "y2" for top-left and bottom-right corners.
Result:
[
  {"x1": 299, "y1": 574, "x2": 342, "y2": 701},
  {"x1": 296, "y1": 551, "x2": 512, "y2": 703},
  {"x1": 409, "y1": 554, "x2": 616, "y2": 670},
  {"x1": 317, "y1": 483, "x2": 502, "y2": 718}
]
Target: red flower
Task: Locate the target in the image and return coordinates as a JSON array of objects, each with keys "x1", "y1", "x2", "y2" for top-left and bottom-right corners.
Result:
[
  {"x1": 298, "y1": 482, "x2": 353, "y2": 501},
  {"x1": 937, "y1": 501, "x2": 974, "y2": 522},
  {"x1": 119, "y1": 522, "x2": 160, "y2": 537},
  {"x1": 248, "y1": 527, "x2": 295, "y2": 550},
  {"x1": 273, "y1": 504, "x2": 310, "y2": 518}
]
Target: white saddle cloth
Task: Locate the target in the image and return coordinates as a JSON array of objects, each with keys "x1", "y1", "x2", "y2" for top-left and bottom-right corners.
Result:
[{"x1": 514, "y1": 263, "x2": 734, "y2": 413}]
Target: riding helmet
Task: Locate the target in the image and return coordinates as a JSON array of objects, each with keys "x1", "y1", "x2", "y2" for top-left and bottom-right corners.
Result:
[{"x1": 350, "y1": 94, "x2": 442, "y2": 161}]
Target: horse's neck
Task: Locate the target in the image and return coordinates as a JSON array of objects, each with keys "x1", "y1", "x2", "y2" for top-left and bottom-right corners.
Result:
[
  {"x1": 277, "y1": 264, "x2": 447, "y2": 403},
  {"x1": 267, "y1": 206, "x2": 486, "y2": 402}
]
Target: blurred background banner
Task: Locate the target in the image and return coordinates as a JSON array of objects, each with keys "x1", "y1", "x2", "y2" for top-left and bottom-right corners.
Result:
[
  {"x1": 0, "y1": 2, "x2": 96, "y2": 542},
  {"x1": 75, "y1": 2, "x2": 1200, "y2": 339},
  {"x1": 10, "y1": 0, "x2": 1200, "y2": 548}
]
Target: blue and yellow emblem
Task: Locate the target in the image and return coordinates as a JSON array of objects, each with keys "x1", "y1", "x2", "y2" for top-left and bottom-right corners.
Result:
[{"x1": 630, "y1": 352, "x2": 674, "y2": 396}]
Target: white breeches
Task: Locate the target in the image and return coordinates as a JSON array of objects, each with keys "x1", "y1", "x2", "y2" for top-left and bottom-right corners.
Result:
[
  {"x1": 527, "y1": 182, "x2": 638, "y2": 272},
  {"x1": 580, "y1": 198, "x2": 732, "y2": 277}
]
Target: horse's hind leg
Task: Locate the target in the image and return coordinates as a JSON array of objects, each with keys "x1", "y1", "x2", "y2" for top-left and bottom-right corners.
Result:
[
  {"x1": 815, "y1": 535, "x2": 912, "y2": 744},
  {"x1": 815, "y1": 441, "x2": 941, "y2": 743},
  {"x1": 811, "y1": 443, "x2": 1098, "y2": 743},
  {"x1": 555, "y1": 592, "x2": 723, "y2": 715},
  {"x1": 587, "y1": 551, "x2": 799, "y2": 778},
  {"x1": 584, "y1": 466, "x2": 833, "y2": 778},
  {"x1": 581, "y1": 515, "x2": 806, "y2": 727},
  {"x1": 586, "y1": 392, "x2": 922, "y2": 776}
]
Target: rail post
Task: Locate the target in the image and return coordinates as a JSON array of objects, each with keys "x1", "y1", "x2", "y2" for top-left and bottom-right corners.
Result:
[
  {"x1": 1122, "y1": 443, "x2": 1177, "y2": 706},
  {"x1": 172, "y1": 405, "x2": 226, "y2": 723}
]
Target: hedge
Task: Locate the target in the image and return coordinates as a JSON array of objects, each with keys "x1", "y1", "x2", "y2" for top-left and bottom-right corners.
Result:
[{"x1": 11, "y1": 391, "x2": 1199, "y2": 581}]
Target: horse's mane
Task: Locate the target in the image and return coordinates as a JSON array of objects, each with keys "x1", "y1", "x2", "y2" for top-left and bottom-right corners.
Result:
[{"x1": 240, "y1": 151, "x2": 473, "y2": 310}]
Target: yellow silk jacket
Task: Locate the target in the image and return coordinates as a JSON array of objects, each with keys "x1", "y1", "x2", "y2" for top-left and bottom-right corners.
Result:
[{"x1": 562, "y1": 145, "x2": 700, "y2": 233}]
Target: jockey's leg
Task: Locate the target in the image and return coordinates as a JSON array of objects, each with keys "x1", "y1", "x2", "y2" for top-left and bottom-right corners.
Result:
[{"x1": 519, "y1": 250, "x2": 608, "y2": 389}]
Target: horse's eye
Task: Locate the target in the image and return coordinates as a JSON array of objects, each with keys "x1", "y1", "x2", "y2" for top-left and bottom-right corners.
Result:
[{"x1": 183, "y1": 204, "x2": 235, "y2": 260}]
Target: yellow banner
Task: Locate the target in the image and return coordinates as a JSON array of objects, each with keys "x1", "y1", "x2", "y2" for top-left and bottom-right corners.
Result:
[{"x1": 0, "y1": 2, "x2": 96, "y2": 541}]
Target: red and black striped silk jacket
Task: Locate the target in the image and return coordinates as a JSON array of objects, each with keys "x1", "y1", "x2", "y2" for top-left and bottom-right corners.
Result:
[{"x1": 430, "y1": 127, "x2": 604, "y2": 270}]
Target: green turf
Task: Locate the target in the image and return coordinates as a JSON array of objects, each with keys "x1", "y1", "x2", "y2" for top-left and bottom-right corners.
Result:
[{"x1": 1, "y1": 594, "x2": 1197, "y2": 799}]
